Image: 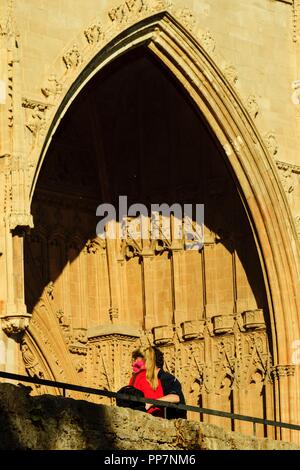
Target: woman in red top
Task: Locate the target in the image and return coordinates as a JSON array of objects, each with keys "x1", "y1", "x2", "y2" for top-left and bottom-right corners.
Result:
[{"x1": 132, "y1": 346, "x2": 186, "y2": 419}]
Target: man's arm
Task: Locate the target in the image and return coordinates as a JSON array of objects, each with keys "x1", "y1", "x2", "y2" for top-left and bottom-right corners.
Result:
[{"x1": 145, "y1": 393, "x2": 179, "y2": 410}]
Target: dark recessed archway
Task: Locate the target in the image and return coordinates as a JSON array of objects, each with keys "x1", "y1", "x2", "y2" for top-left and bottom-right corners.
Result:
[{"x1": 25, "y1": 46, "x2": 269, "y2": 326}]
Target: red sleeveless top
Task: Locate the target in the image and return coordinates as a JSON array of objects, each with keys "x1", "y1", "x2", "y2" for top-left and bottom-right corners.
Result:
[{"x1": 130, "y1": 369, "x2": 164, "y2": 417}]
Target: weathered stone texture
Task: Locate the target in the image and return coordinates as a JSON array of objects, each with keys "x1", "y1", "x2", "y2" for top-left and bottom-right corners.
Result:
[{"x1": 0, "y1": 383, "x2": 298, "y2": 450}]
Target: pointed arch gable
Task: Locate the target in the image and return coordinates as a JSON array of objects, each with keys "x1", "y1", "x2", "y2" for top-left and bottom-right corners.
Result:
[{"x1": 27, "y1": 11, "x2": 300, "y2": 426}]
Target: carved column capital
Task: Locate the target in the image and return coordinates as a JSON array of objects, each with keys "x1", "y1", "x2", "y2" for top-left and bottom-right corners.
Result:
[
  {"x1": 109, "y1": 307, "x2": 119, "y2": 322},
  {"x1": 153, "y1": 324, "x2": 174, "y2": 345},
  {"x1": 271, "y1": 364, "x2": 296, "y2": 380},
  {"x1": 1, "y1": 313, "x2": 31, "y2": 338},
  {"x1": 9, "y1": 213, "x2": 34, "y2": 231}
]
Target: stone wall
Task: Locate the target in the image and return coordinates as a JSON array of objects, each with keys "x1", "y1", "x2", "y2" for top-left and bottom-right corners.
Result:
[
  {"x1": 9, "y1": 0, "x2": 300, "y2": 168},
  {"x1": 0, "y1": 383, "x2": 298, "y2": 450}
]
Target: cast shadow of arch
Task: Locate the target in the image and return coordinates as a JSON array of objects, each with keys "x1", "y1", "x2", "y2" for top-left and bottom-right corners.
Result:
[{"x1": 24, "y1": 45, "x2": 271, "y2": 348}]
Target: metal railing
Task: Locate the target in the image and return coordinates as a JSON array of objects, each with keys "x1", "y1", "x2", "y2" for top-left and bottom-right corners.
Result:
[{"x1": 1, "y1": 370, "x2": 300, "y2": 439}]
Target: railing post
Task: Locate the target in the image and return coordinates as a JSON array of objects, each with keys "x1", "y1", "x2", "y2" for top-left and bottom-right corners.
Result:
[{"x1": 253, "y1": 421, "x2": 256, "y2": 437}]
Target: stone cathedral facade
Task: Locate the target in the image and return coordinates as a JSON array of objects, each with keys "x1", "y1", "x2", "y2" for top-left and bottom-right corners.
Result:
[{"x1": 0, "y1": 0, "x2": 300, "y2": 442}]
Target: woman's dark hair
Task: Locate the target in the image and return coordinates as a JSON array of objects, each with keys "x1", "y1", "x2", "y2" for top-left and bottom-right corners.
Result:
[{"x1": 132, "y1": 349, "x2": 144, "y2": 361}]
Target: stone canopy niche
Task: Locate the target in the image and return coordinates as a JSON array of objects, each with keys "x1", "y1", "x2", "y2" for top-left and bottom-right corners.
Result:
[{"x1": 23, "y1": 47, "x2": 274, "y2": 437}]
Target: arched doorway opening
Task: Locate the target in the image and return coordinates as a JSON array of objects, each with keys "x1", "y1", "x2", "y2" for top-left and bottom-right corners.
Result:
[{"x1": 23, "y1": 46, "x2": 275, "y2": 436}]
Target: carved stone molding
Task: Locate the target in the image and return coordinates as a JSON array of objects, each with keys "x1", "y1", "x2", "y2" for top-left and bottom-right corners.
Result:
[
  {"x1": 174, "y1": 8, "x2": 196, "y2": 32},
  {"x1": 276, "y1": 160, "x2": 300, "y2": 174},
  {"x1": 1, "y1": 314, "x2": 31, "y2": 338},
  {"x1": 150, "y1": 0, "x2": 173, "y2": 11},
  {"x1": 246, "y1": 95, "x2": 259, "y2": 119},
  {"x1": 41, "y1": 75, "x2": 63, "y2": 100},
  {"x1": 88, "y1": 324, "x2": 140, "y2": 340},
  {"x1": 72, "y1": 328, "x2": 88, "y2": 346},
  {"x1": 200, "y1": 30, "x2": 216, "y2": 55},
  {"x1": 291, "y1": 79, "x2": 300, "y2": 106},
  {"x1": 63, "y1": 44, "x2": 82, "y2": 70},
  {"x1": 9, "y1": 213, "x2": 34, "y2": 230},
  {"x1": 271, "y1": 364, "x2": 296, "y2": 379},
  {"x1": 22, "y1": 98, "x2": 49, "y2": 137},
  {"x1": 22, "y1": 98, "x2": 48, "y2": 110},
  {"x1": 7, "y1": 53, "x2": 14, "y2": 128},
  {"x1": 181, "y1": 320, "x2": 205, "y2": 340},
  {"x1": 276, "y1": 160, "x2": 300, "y2": 199},
  {"x1": 180, "y1": 313, "x2": 267, "y2": 339},
  {"x1": 223, "y1": 64, "x2": 238, "y2": 86},
  {"x1": 295, "y1": 214, "x2": 300, "y2": 236},
  {"x1": 108, "y1": 0, "x2": 147, "y2": 24},
  {"x1": 0, "y1": 0, "x2": 13, "y2": 38},
  {"x1": 21, "y1": 339, "x2": 45, "y2": 380},
  {"x1": 156, "y1": 322, "x2": 272, "y2": 397},
  {"x1": 84, "y1": 23, "x2": 105, "y2": 45},
  {"x1": 153, "y1": 325, "x2": 174, "y2": 345},
  {"x1": 265, "y1": 132, "x2": 278, "y2": 157},
  {"x1": 293, "y1": 0, "x2": 300, "y2": 42},
  {"x1": 90, "y1": 333, "x2": 139, "y2": 343},
  {"x1": 117, "y1": 213, "x2": 204, "y2": 261},
  {"x1": 69, "y1": 344, "x2": 87, "y2": 356},
  {"x1": 74, "y1": 358, "x2": 84, "y2": 373},
  {"x1": 87, "y1": 327, "x2": 140, "y2": 392},
  {"x1": 280, "y1": 171, "x2": 294, "y2": 194},
  {"x1": 212, "y1": 315, "x2": 235, "y2": 335},
  {"x1": 29, "y1": 314, "x2": 70, "y2": 384},
  {"x1": 46, "y1": 281, "x2": 54, "y2": 300},
  {"x1": 84, "y1": 238, "x2": 106, "y2": 254},
  {"x1": 122, "y1": 240, "x2": 142, "y2": 260},
  {"x1": 242, "y1": 309, "x2": 266, "y2": 330},
  {"x1": 0, "y1": 18, "x2": 10, "y2": 37},
  {"x1": 109, "y1": 307, "x2": 119, "y2": 322}
]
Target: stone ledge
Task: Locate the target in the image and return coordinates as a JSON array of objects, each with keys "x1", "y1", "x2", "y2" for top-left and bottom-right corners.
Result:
[
  {"x1": 0, "y1": 383, "x2": 298, "y2": 450},
  {"x1": 87, "y1": 324, "x2": 140, "y2": 340}
]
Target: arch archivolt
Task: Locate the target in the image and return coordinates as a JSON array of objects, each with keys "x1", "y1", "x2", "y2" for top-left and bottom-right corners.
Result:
[
  {"x1": 14, "y1": 0, "x2": 300, "y2": 428},
  {"x1": 20, "y1": 293, "x2": 79, "y2": 395}
]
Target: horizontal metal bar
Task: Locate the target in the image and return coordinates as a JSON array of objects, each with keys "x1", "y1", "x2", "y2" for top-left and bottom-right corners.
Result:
[{"x1": 1, "y1": 370, "x2": 300, "y2": 432}]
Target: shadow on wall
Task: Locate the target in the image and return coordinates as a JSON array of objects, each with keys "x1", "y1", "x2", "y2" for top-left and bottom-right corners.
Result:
[
  {"x1": 24, "y1": 46, "x2": 270, "y2": 333},
  {"x1": 0, "y1": 383, "x2": 117, "y2": 450}
]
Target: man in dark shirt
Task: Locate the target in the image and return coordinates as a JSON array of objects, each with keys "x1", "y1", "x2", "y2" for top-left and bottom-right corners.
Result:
[{"x1": 157, "y1": 367, "x2": 187, "y2": 419}]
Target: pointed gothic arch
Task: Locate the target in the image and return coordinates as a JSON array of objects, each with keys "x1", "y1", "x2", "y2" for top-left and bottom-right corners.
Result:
[{"x1": 26, "y1": 11, "x2": 300, "y2": 431}]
